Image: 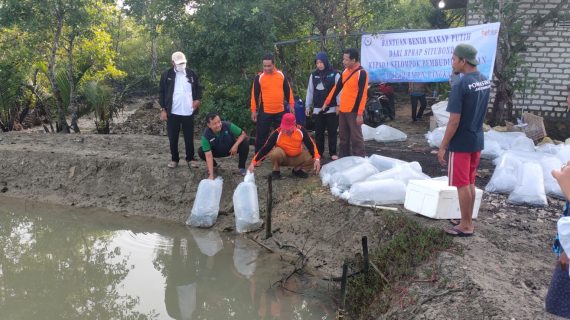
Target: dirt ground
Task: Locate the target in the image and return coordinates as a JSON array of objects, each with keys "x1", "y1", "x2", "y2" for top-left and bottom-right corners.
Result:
[{"x1": 0, "y1": 97, "x2": 568, "y2": 319}]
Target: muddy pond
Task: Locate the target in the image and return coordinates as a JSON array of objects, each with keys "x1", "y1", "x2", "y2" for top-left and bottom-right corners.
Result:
[{"x1": 0, "y1": 196, "x2": 334, "y2": 319}]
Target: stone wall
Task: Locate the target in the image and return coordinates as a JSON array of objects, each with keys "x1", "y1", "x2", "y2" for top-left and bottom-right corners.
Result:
[{"x1": 467, "y1": 0, "x2": 570, "y2": 119}]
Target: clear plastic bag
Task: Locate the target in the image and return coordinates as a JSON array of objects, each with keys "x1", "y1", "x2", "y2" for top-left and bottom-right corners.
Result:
[
  {"x1": 425, "y1": 126, "x2": 446, "y2": 148},
  {"x1": 481, "y1": 139, "x2": 503, "y2": 160},
  {"x1": 329, "y1": 162, "x2": 379, "y2": 192},
  {"x1": 507, "y1": 161, "x2": 547, "y2": 207},
  {"x1": 485, "y1": 152, "x2": 522, "y2": 194},
  {"x1": 347, "y1": 179, "x2": 407, "y2": 205},
  {"x1": 509, "y1": 135, "x2": 535, "y2": 152},
  {"x1": 233, "y1": 172, "x2": 262, "y2": 233},
  {"x1": 368, "y1": 154, "x2": 408, "y2": 172},
  {"x1": 319, "y1": 156, "x2": 368, "y2": 186},
  {"x1": 373, "y1": 125, "x2": 407, "y2": 142},
  {"x1": 541, "y1": 156, "x2": 564, "y2": 198},
  {"x1": 366, "y1": 162, "x2": 429, "y2": 185},
  {"x1": 186, "y1": 177, "x2": 223, "y2": 228},
  {"x1": 361, "y1": 124, "x2": 378, "y2": 141}
]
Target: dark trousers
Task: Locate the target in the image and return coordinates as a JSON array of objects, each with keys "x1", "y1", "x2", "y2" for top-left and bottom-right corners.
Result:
[
  {"x1": 167, "y1": 113, "x2": 195, "y2": 162},
  {"x1": 314, "y1": 112, "x2": 338, "y2": 157},
  {"x1": 385, "y1": 93, "x2": 395, "y2": 119},
  {"x1": 255, "y1": 111, "x2": 284, "y2": 153},
  {"x1": 411, "y1": 94, "x2": 427, "y2": 120},
  {"x1": 338, "y1": 112, "x2": 365, "y2": 158},
  {"x1": 197, "y1": 139, "x2": 249, "y2": 169}
]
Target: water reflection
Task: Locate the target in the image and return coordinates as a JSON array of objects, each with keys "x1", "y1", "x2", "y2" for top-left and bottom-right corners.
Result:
[{"x1": 0, "y1": 197, "x2": 332, "y2": 319}]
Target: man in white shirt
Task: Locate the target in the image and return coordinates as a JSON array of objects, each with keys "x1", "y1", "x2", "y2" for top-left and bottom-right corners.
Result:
[{"x1": 159, "y1": 52, "x2": 203, "y2": 168}]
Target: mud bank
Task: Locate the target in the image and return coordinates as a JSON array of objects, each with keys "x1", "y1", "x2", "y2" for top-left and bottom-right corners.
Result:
[{"x1": 0, "y1": 104, "x2": 566, "y2": 319}]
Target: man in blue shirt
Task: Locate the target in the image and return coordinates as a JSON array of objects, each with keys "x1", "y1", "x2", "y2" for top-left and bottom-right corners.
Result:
[{"x1": 437, "y1": 44, "x2": 491, "y2": 237}]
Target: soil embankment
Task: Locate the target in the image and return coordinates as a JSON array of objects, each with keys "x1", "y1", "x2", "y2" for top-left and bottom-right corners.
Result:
[{"x1": 0, "y1": 98, "x2": 566, "y2": 319}]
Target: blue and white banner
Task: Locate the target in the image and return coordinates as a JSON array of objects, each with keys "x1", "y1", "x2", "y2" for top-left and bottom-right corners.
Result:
[{"x1": 361, "y1": 22, "x2": 500, "y2": 83}]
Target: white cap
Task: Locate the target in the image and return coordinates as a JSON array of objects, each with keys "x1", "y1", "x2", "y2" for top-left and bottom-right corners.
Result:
[{"x1": 171, "y1": 51, "x2": 187, "y2": 64}]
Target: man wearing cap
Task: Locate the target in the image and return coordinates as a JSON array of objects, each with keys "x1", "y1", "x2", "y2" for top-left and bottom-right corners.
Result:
[
  {"x1": 159, "y1": 51, "x2": 203, "y2": 169},
  {"x1": 437, "y1": 43, "x2": 491, "y2": 237},
  {"x1": 323, "y1": 48, "x2": 368, "y2": 158},
  {"x1": 247, "y1": 113, "x2": 320, "y2": 179},
  {"x1": 250, "y1": 53, "x2": 295, "y2": 154}
]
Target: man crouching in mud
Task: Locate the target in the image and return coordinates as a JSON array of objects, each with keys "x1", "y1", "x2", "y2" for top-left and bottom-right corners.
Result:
[{"x1": 437, "y1": 44, "x2": 491, "y2": 237}]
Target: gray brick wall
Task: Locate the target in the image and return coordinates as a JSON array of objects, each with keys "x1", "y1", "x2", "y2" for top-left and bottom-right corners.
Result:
[{"x1": 467, "y1": 0, "x2": 570, "y2": 119}]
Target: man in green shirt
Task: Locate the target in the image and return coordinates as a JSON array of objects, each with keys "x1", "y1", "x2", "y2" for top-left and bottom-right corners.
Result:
[{"x1": 198, "y1": 112, "x2": 249, "y2": 179}]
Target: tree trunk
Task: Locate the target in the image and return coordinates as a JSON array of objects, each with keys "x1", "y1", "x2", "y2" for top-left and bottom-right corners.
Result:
[
  {"x1": 66, "y1": 35, "x2": 80, "y2": 133},
  {"x1": 47, "y1": 5, "x2": 70, "y2": 133},
  {"x1": 150, "y1": 27, "x2": 158, "y2": 82}
]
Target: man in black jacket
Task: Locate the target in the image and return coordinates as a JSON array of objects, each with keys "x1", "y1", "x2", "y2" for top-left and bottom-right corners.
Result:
[{"x1": 159, "y1": 51, "x2": 203, "y2": 168}]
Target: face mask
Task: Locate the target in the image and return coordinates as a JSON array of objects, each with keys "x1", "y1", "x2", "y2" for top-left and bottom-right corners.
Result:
[{"x1": 175, "y1": 63, "x2": 186, "y2": 72}]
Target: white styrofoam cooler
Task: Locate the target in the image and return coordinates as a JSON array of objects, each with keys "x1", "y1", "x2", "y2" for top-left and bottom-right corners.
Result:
[{"x1": 404, "y1": 179, "x2": 482, "y2": 220}]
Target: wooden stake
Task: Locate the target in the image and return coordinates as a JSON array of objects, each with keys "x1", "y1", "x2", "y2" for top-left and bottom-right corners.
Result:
[
  {"x1": 265, "y1": 174, "x2": 273, "y2": 239},
  {"x1": 362, "y1": 236, "x2": 369, "y2": 273}
]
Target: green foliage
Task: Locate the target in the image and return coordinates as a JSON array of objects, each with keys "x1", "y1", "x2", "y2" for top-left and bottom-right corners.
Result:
[
  {"x1": 82, "y1": 80, "x2": 116, "y2": 133},
  {"x1": 197, "y1": 80, "x2": 253, "y2": 133},
  {"x1": 344, "y1": 212, "x2": 455, "y2": 318}
]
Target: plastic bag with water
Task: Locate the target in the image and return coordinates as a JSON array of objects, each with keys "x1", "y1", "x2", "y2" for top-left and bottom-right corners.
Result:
[
  {"x1": 425, "y1": 126, "x2": 446, "y2": 148},
  {"x1": 186, "y1": 177, "x2": 224, "y2": 228},
  {"x1": 329, "y1": 162, "x2": 379, "y2": 192},
  {"x1": 367, "y1": 154, "x2": 409, "y2": 172},
  {"x1": 373, "y1": 125, "x2": 407, "y2": 142},
  {"x1": 347, "y1": 178, "x2": 407, "y2": 205},
  {"x1": 319, "y1": 156, "x2": 368, "y2": 186},
  {"x1": 485, "y1": 153, "x2": 523, "y2": 194},
  {"x1": 507, "y1": 161, "x2": 547, "y2": 207},
  {"x1": 541, "y1": 156, "x2": 564, "y2": 198},
  {"x1": 365, "y1": 162, "x2": 429, "y2": 185},
  {"x1": 233, "y1": 172, "x2": 262, "y2": 233},
  {"x1": 361, "y1": 124, "x2": 377, "y2": 141}
]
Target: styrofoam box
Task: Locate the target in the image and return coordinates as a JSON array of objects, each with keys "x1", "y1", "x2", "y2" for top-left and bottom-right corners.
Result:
[{"x1": 404, "y1": 179, "x2": 482, "y2": 220}]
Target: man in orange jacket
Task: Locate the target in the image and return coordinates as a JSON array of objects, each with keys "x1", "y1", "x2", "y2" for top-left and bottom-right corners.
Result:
[
  {"x1": 324, "y1": 48, "x2": 368, "y2": 157},
  {"x1": 251, "y1": 53, "x2": 294, "y2": 153},
  {"x1": 248, "y1": 113, "x2": 321, "y2": 180}
]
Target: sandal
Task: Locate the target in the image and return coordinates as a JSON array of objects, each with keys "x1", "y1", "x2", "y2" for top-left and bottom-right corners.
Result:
[
  {"x1": 445, "y1": 226, "x2": 474, "y2": 237},
  {"x1": 449, "y1": 219, "x2": 460, "y2": 226},
  {"x1": 167, "y1": 161, "x2": 178, "y2": 168}
]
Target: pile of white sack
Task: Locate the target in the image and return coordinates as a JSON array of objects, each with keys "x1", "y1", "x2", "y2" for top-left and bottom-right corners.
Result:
[
  {"x1": 425, "y1": 126, "x2": 570, "y2": 206},
  {"x1": 320, "y1": 154, "x2": 444, "y2": 206}
]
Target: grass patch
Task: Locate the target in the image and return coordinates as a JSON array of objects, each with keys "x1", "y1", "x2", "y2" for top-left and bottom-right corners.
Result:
[{"x1": 343, "y1": 212, "x2": 457, "y2": 318}]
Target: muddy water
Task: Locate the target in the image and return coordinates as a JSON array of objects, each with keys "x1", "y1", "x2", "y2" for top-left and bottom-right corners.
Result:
[{"x1": 0, "y1": 197, "x2": 333, "y2": 319}]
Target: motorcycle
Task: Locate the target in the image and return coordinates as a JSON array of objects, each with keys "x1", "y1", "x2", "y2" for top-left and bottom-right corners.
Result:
[{"x1": 363, "y1": 83, "x2": 393, "y2": 127}]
